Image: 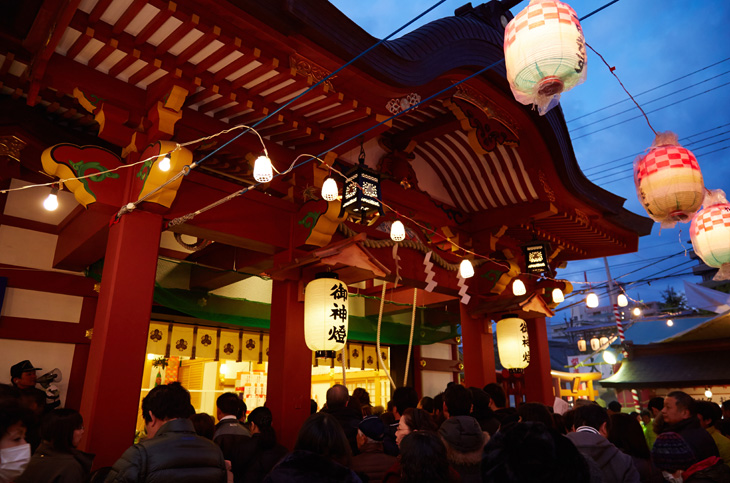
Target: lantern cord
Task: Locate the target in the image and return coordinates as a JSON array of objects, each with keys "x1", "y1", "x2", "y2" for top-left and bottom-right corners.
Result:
[
  {"x1": 341, "y1": 347, "x2": 347, "y2": 386},
  {"x1": 402, "y1": 288, "x2": 418, "y2": 387},
  {"x1": 585, "y1": 43, "x2": 657, "y2": 136},
  {"x1": 376, "y1": 282, "x2": 397, "y2": 390}
]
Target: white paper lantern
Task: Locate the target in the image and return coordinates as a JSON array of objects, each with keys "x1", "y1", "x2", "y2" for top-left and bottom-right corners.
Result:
[
  {"x1": 617, "y1": 293, "x2": 628, "y2": 307},
  {"x1": 253, "y1": 155, "x2": 273, "y2": 183},
  {"x1": 552, "y1": 288, "x2": 564, "y2": 303},
  {"x1": 321, "y1": 177, "x2": 338, "y2": 201},
  {"x1": 503, "y1": 0, "x2": 587, "y2": 114},
  {"x1": 590, "y1": 336, "x2": 600, "y2": 351},
  {"x1": 599, "y1": 336, "x2": 609, "y2": 347},
  {"x1": 691, "y1": 189, "x2": 730, "y2": 280},
  {"x1": 459, "y1": 259, "x2": 475, "y2": 279},
  {"x1": 390, "y1": 220, "x2": 406, "y2": 241},
  {"x1": 304, "y1": 273, "x2": 349, "y2": 358},
  {"x1": 586, "y1": 292, "x2": 599, "y2": 308},
  {"x1": 577, "y1": 337, "x2": 586, "y2": 352},
  {"x1": 512, "y1": 279, "x2": 526, "y2": 296},
  {"x1": 496, "y1": 315, "x2": 530, "y2": 369}
]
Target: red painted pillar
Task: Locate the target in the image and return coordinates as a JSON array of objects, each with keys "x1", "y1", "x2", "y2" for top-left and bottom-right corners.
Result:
[
  {"x1": 78, "y1": 210, "x2": 162, "y2": 467},
  {"x1": 460, "y1": 305, "x2": 496, "y2": 388},
  {"x1": 266, "y1": 279, "x2": 311, "y2": 450},
  {"x1": 523, "y1": 317, "x2": 554, "y2": 405}
]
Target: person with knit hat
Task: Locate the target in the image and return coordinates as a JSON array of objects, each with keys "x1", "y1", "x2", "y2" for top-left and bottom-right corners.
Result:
[
  {"x1": 652, "y1": 432, "x2": 730, "y2": 483},
  {"x1": 438, "y1": 415, "x2": 488, "y2": 483},
  {"x1": 351, "y1": 415, "x2": 397, "y2": 483}
]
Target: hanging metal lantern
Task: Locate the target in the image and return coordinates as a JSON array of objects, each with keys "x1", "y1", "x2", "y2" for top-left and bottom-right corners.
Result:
[
  {"x1": 577, "y1": 337, "x2": 586, "y2": 352},
  {"x1": 691, "y1": 189, "x2": 730, "y2": 280},
  {"x1": 503, "y1": 0, "x2": 587, "y2": 115},
  {"x1": 590, "y1": 336, "x2": 600, "y2": 351},
  {"x1": 522, "y1": 240, "x2": 551, "y2": 274},
  {"x1": 304, "y1": 273, "x2": 349, "y2": 358},
  {"x1": 496, "y1": 314, "x2": 530, "y2": 369},
  {"x1": 338, "y1": 143, "x2": 385, "y2": 224},
  {"x1": 634, "y1": 131, "x2": 704, "y2": 228}
]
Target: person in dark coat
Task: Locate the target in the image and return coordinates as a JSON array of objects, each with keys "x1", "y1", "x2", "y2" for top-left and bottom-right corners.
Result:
[
  {"x1": 382, "y1": 386, "x2": 419, "y2": 457},
  {"x1": 438, "y1": 415, "x2": 488, "y2": 483},
  {"x1": 652, "y1": 431, "x2": 730, "y2": 483},
  {"x1": 351, "y1": 415, "x2": 397, "y2": 483},
  {"x1": 607, "y1": 413, "x2": 663, "y2": 483},
  {"x1": 320, "y1": 384, "x2": 361, "y2": 455},
  {"x1": 230, "y1": 407, "x2": 287, "y2": 483},
  {"x1": 263, "y1": 412, "x2": 361, "y2": 483},
  {"x1": 660, "y1": 391, "x2": 719, "y2": 461},
  {"x1": 213, "y1": 393, "x2": 251, "y2": 461},
  {"x1": 105, "y1": 382, "x2": 226, "y2": 483},
  {"x1": 16, "y1": 408, "x2": 94, "y2": 483},
  {"x1": 383, "y1": 431, "x2": 459, "y2": 483}
]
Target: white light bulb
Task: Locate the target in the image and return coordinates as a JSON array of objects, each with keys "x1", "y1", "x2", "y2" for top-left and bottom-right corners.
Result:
[
  {"x1": 390, "y1": 220, "x2": 405, "y2": 242},
  {"x1": 586, "y1": 292, "x2": 599, "y2": 308},
  {"x1": 219, "y1": 364, "x2": 228, "y2": 375},
  {"x1": 147, "y1": 353, "x2": 155, "y2": 361},
  {"x1": 322, "y1": 177, "x2": 338, "y2": 201},
  {"x1": 617, "y1": 293, "x2": 628, "y2": 307},
  {"x1": 603, "y1": 350, "x2": 617, "y2": 365},
  {"x1": 512, "y1": 279, "x2": 526, "y2": 296},
  {"x1": 666, "y1": 319, "x2": 674, "y2": 327},
  {"x1": 552, "y1": 288, "x2": 564, "y2": 303},
  {"x1": 253, "y1": 155, "x2": 273, "y2": 183},
  {"x1": 459, "y1": 259, "x2": 474, "y2": 279},
  {"x1": 632, "y1": 307, "x2": 641, "y2": 316},
  {"x1": 158, "y1": 153, "x2": 171, "y2": 172},
  {"x1": 705, "y1": 388, "x2": 713, "y2": 398},
  {"x1": 43, "y1": 188, "x2": 59, "y2": 211}
]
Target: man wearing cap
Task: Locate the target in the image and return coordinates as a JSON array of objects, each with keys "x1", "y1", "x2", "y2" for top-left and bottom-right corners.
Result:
[
  {"x1": 439, "y1": 415, "x2": 488, "y2": 482},
  {"x1": 351, "y1": 415, "x2": 397, "y2": 483},
  {"x1": 10, "y1": 360, "x2": 59, "y2": 412}
]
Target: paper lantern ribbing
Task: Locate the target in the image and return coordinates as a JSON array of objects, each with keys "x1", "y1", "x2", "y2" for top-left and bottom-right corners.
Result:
[
  {"x1": 304, "y1": 273, "x2": 349, "y2": 358},
  {"x1": 504, "y1": 0, "x2": 587, "y2": 115},
  {"x1": 496, "y1": 315, "x2": 530, "y2": 369},
  {"x1": 634, "y1": 131, "x2": 704, "y2": 228},
  {"x1": 690, "y1": 189, "x2": 730, "y2": 281}
]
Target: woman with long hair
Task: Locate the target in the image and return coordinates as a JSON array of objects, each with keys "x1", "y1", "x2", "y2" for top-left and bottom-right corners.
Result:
[
  {"x1": 16, "y1": 408, "x2": 94, "y2": 483},
  {"x1": 608, "y1": 413, "x2": 662, "y2": 483},
  {"x1": 395, "y1": 408, "x2": 437, "y2": 447},
  {"x1": 231, "y1": 407, "x2": 287, "y2": 483}
]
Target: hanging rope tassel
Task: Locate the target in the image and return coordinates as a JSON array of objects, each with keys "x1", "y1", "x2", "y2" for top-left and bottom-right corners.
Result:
[
  {"x1": 402, "y1": 287, "x2": 418, "y2": 387},
  {"x1": 377, "y1": 282, "x2": 397, "y2": 390}
]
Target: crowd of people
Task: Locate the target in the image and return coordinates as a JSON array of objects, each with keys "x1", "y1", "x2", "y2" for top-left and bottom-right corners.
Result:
[{"x1": 2, "y1": 363, "x2": 730, "y2": 482}]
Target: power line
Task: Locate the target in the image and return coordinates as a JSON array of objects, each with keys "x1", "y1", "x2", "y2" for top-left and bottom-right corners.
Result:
[
  {"x1": 571, "y1": 83, "x2": 726, "y2": 141},
  {"x1": 567, "y1": 57, "x2": 730, "y2": 123}
]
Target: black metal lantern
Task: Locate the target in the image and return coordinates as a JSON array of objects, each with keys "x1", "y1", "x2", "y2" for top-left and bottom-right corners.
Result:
[
  {"x1": 522, "y1": 240, "x2": 550, "y2": 274},
  {"x1": 338, "y1": 144, "x2": 385, "y2": 224}
]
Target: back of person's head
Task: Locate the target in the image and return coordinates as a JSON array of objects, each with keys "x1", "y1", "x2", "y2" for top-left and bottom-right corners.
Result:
[
  {"x1": 41, "y1": 408, "x2": 84, "y2": 452},
  {"x1": 482, "y1": 422, "x2": 590, "y2": 483},
  {"x1": 652, "y1": 432, "x2": 697, "y2": 473},
  {"x1": 401, "y1": 407, "x2": 437, "y2": 432},
  {"x1": 392, "y1": 387, "x2": 418, "y2": 417},
  {"x1": 607, "y1": 401, "x2": 622, "y2": 413},
  {"x1": 248, "y1": 406, "x2": 277, "y2": 446},
  {"x1": 432, "y1": 393, "x2": 444, "y2": 414},
  {"x1": 483, "y1": 383, "x2": 507, "y2": 409},
  {"x1": 142, "y1": 382, "x2": 194, "y2": 422},
  {"x1": 563, "y1": 409, "x2": 576, "y2": 432},
  {"x1": 352, "y1": 388, "x2": 370, "y2": 407},
  {"x1": 216, "y1": 392, "x2": 242, "y2": 417},
  {"x1": 0, "y1": 398, "x2": 30, "y2": 438},
  {"x1": 326, "y1": 384, "x2": 349, "y2": 411},
  {"x1": 190, "y1": 412, "x2": 215, "y2": 440},
  {"x1": 552, "y1": 412, "x2": 567, "y2": 435},
  {"x1": 418, "y1": 396, "x2": 434, "y2": 413},
  {"x1": 444, "y1": 384, "x2": 472, "y2": 417},
  {"x1": 722, "y1": 400, "x2": 730, "y2": 412},
  {"x1": 468, "y1": 387, "x2": 492, "y2": 420},
  {"x1": 310, "y1": 399, "x2": 318, "y2": 415},
  {"x1": 295, "y1": 412, "x2": 352, "y2": 467},
  {"x1": 695, "y1": 400, "x2": 722, "y2": 427},
  {"x1": 399, "y1": 431, "x2": 450, "y2": 483},
  {"x1": 19, "y1": 387, "x2": 45, "y2": 417},
  {"x1": 667, "y1": 391, "x2": 695, "y2": 415},
  {"x1": 517, "y1": 402, "x2": 554, "y2": 429},
  {"x1": 648, "y1": 396, "x2": 664, "y2": 413},
  {"x1": 607, "y1": 413, "x2": 650, "y2": 460},
  {"x1": 573, "y1": 403, "x2": 608, "y2": 432},
  {"x1": 0, "y1": 383, "x2": 20, "y2": 403},
  {"x1": 439, "y1": 415, "x2": 487, "y2": 461},
  {"x1": 640, "y1": 409, "x2": 651, "y2": 419}
]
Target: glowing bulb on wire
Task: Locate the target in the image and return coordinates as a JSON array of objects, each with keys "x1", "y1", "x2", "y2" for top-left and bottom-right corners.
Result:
[
  {"x1": 253, "y1": 154, "x2": 273, "y2": 183},
  {"x1": 617, "y1": 293, "x2": 628, "y2": 307},
  {"x1": 632, "y1": 307, "x2": 641, "y2": 316},
  {"x1": 603, "y1": 350, "x2": 617, "y2": 365},
  {"x1": 512, "y1": 279, "x2": 526, "y2": 296},
  {"x1": 705, "y1": 388, "x2": 713, "y2": 398},
  {"x1": 586, "y1": 292, "x2": 599, "y2": 308},
  {"x1": 321, "y1": 177, "x2": 338, "y2": 201},
  {"x1": 158, "y1": 153, "x2": 171, "y2": 172},
  {"x1": 390, "y1": 220, "x2": 405, "y2": 242},
  {"x1": 552, "y1": 288, "x2": 564, "y2": 303},
  {"x1": 43, "y1": 186, "x2": 59, "y2": 211},
  {"x1": 666, "y1": 319, "x2": 673, "y2": 327},
  {"x1": 459, "y1": 259, "x2": 474, "y2": 279}
]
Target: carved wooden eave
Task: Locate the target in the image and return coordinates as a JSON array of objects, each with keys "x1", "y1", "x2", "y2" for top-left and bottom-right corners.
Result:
[{"x1": 473, "y1": 291, "x2": 555, "y2": 320}]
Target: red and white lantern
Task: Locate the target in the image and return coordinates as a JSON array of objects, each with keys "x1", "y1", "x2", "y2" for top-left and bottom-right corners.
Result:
[
  {"x1": 691, "y1": 190, "x2": 730, "y2": 281},
  {"x1": 504, "y1": 0, "x2": 587, "y2": 115},
  {"x1": 634, "y1": 132, "x2": 704, "y2": 228}
]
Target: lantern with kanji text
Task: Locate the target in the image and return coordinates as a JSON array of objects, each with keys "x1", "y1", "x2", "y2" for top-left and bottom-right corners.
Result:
[
  {"x1": 503, "y1": 0, "x2": 587, "y2": 115},
  {"x1": 634, "y1": 131, "x2": 704, "y2": 227},
  {"x1": 690, "y1": 189, "x2": 730, "y2": 281},
  {"x1": 496, "y1": 314, "x2": 530, "y2": 369},
  {"x1": 304, "y1": 273, "x2": 349, "y2": 358}
]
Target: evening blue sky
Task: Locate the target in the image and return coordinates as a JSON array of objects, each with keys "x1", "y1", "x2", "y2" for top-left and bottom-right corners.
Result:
[{"x1": 330, "y1": 0, "x2": 730, "y2": 310}]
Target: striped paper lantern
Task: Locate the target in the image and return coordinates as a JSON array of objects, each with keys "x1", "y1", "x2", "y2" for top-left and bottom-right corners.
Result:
[
  {"x1": 690, "y1": 190, "x2": 730, "y2": 280},
  {"x1": 634, "y1": 132, "x2": 704, "y2": 227},
  {"x1": 504, "y1": 0, "x2": 587, "y2": 115}
]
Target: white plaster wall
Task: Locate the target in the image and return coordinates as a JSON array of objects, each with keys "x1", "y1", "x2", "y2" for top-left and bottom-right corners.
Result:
[
  {"x1": 420, "y1": 370, "x2": 454, "y2": 398},
  {"x1": 1, "y1": 287, "x2": 83, "y2": 323},
  {"x1": 0, "y1": 225, "x2": 57, "y2": 270}
]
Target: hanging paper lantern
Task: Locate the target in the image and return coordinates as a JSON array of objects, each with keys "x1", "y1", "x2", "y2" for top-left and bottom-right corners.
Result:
[
  {"x1": 634, "y1": 131, "x2": 704, "y2": 227},
  {"x1": 512, "y1": 279, "x2": 526, "y2": 296},
  {"x1": 690, "y1": 189, "x2": 730, "y2": 280},
  {"x1": 599, "y1": 336, "x2": 609, "y2": 347},
  {"x1": 552, "y1": 288, "x2": 564, "y2": 303},
  {"x1": 617, "y1": 293, "x2": 628, "y2": 307},
  {"x1": 390, "y1": 220, "x2": 406, "y2": 241},
  {"x1": 589, "y1": 336, "x2": 600, "y2": 351},
  {"x1": 586, "y1": 292, "x2": 598, "y2": 308},
  {"x1": 304, "y1": 273, "x2": 349, "y2": 358},
  {"x1": 503, "y1": 0, "x2": 587, "y2": 115},
  {"x1": 577, "y1": 337, "x2": 586, "y2": 352},
  {"x1": 496, "y1": 315, "x2": 530, "y2": 369},
  {"x1": 321, "y1": 177, "x2": 338, "y2": 201}
]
